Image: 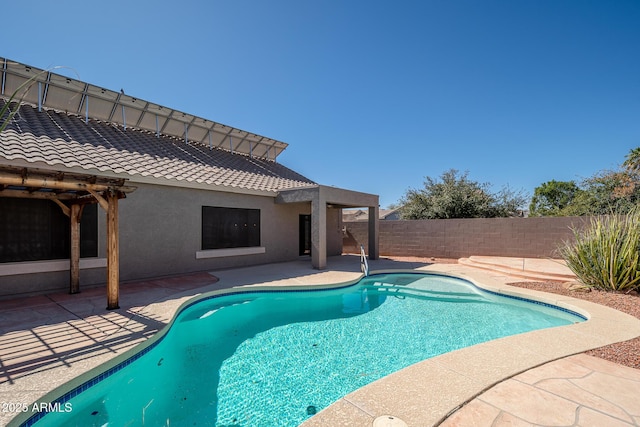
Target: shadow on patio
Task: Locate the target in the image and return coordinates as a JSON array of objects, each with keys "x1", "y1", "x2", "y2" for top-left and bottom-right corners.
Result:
[{"x1": 0, "y1": 272, "x2": 217, "y2": 386}]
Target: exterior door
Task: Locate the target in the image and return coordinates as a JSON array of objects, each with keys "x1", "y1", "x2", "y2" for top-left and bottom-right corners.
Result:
[{"x1": 299, "y1": 214, "x2": 311, "y2": 256}]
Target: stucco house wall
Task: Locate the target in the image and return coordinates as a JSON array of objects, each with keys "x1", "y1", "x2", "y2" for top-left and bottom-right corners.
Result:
[{"x1": 118, "y1": 183, "x2": 311, "y2": 279}]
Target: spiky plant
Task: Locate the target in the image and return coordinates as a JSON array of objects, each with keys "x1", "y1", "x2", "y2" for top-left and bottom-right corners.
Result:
[{"x1": 559, "y1": 208, "x2": 640, "y2": 292}]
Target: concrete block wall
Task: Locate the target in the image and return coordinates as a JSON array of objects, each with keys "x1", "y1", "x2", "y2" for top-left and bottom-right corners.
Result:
[{"x1": 344, "y1": 216, "x2": 589, "y2": 259}]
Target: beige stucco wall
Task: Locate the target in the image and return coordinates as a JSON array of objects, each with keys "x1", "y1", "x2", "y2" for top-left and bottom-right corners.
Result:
[
  {"x1": 116, "y1": 183, "x2": 313, "y2": 280},
  {"x1": 344, "y1": 217, "x2": 589, "y2": 259}
]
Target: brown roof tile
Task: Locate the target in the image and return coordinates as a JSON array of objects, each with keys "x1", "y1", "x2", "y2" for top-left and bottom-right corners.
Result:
[{"x1": 1, "y1": 101, "x2": 316, "y2": 193}]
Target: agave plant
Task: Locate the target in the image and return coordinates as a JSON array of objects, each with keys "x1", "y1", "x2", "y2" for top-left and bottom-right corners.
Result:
[{"x1": 559, "y1": 208, "x2": 640, "y2": 292}]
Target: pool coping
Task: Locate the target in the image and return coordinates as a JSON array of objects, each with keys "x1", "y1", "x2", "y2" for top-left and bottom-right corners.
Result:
[
  {"x1": 5, "y1": 259, "x2": 640, "y2": 427},
  {"x1": 300, "y1": 264, "x2": 640, "y2": 426}
]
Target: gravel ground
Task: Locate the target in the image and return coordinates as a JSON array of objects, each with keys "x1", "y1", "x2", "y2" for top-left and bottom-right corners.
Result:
[{"x1": 507, "y1": 280, "x2": 640, "y2": 370}]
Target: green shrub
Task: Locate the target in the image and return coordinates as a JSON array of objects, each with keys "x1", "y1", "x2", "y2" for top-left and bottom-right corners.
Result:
[{"x1": 559, "y1": 209, "x2": 640, "y2": 292}]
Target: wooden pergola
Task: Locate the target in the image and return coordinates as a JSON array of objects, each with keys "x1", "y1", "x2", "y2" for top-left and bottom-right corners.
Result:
[{"x1": 0, "y1": 165, "x2": 135, "y2": 309}]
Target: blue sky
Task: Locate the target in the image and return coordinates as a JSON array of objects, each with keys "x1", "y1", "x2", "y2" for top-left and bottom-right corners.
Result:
[{"x1": 4, "y1": 1, "x2": 639, "y2": 208}]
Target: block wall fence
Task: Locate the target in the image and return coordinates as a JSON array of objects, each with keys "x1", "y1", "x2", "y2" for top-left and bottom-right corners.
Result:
[{"x1": 343, "y1": 216, "x2": 590, "y2": 259}]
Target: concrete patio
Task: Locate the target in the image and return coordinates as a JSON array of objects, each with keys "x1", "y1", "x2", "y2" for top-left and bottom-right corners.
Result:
[{"x1": 1, "y1": 255, "x2": 639, "y2": 426}]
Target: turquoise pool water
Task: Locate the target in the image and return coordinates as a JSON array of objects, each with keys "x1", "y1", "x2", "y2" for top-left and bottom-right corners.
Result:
[{"x1": 25, "y1": 273, "x2": 584, "y2": 427}]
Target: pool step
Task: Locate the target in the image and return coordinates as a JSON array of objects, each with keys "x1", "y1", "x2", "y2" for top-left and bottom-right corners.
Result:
[{"x1": 458, "y1": 256, "x2": 576, "y2": 282}]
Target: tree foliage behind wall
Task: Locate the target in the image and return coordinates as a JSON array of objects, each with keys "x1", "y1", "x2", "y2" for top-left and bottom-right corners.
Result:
[
  {"x1": 530, "y1": 148, "x2": 640, "y2": 216},
  {"x1": 529, "y1": 180, "x2": 581, "y2": 216},
  {"x1": 399, "y1": 169, "x2": 527, "y2": 219}
]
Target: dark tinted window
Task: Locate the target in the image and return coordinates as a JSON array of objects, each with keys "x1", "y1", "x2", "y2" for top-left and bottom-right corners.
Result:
[
  {"x1": 202, "y1": 206, "x2": 260, "y2": 250},
  {"x1": 0, "y1": 198, "x2": 98, "y2": 263}
]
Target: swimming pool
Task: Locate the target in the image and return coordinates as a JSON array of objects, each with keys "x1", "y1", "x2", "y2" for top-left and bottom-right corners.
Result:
[{"x1": 20, "y1": 272, "x2": 584, "y2": 427}]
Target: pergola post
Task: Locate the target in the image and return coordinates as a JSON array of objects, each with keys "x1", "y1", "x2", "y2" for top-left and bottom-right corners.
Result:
[
  {"x1": 69, "y1": 204, "x2": 81, "y2": 294},
  {"x1": 106, "y1": 191, "x2": 120, "y2": 310}
]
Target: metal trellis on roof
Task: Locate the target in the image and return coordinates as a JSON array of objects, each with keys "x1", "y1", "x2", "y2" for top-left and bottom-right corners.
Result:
[{"x1": 0, "y1": 57, "x2": 287, "y2": 161}]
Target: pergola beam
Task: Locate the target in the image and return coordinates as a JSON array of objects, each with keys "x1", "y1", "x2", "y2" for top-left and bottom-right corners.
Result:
[
  {"x1": 0, "y1": 171, "x2": 132, "y2": 193},
  {"x1": 0, "y1": 188, "x2": 79, "y2": 200}
]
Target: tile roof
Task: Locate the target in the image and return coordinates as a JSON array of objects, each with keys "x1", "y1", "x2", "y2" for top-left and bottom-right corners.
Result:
[
  {"x1": 342, "y1": 208, "x2": 401, "y2": 221},
  {"x1": 0, "y1": 101, "x2": 316, "y2": 193}
]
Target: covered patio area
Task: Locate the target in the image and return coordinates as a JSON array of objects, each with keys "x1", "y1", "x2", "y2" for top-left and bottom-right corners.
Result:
[{"x1": 276, "y1": 184, "x2": 379, "y2": 269}]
